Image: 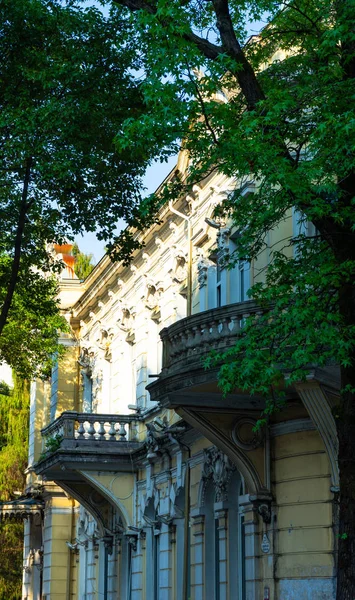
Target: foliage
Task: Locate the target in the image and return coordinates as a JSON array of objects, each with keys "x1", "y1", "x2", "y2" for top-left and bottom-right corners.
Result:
[
  {"x1": 72, "y1": 243, "x2": 95, "y2": 281},
  {"x1": 0, "y1": 255, "x2": 68, "y2": 379},
  {"x1": 0, "y1": 376, "x2": 30, "y2": 600},
  {"x1": 0, "y1": 0, "x2": 153, "y2": 374},
  {"x1": 109, "y1": 0, "x2": 355, "y2": 411},
  {"x1": 108, "y1": 0, "x2": 355, "y2": 594},
  {"x1": 44, "y1": 433, "x2": 63, "y2": 455}
]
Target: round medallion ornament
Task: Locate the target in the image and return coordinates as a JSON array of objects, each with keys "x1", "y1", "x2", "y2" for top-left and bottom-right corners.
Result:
[{"x1": 232, "y1": 417, "x2": 263, "y2": 451}]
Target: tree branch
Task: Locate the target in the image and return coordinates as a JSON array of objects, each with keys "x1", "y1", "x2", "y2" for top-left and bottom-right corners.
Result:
[{"x1": 211, "y1": 0, "x2": 265, "y2": 109}]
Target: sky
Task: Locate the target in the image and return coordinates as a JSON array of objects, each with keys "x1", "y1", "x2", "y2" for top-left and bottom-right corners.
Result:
[
  {"x1": 75, "y1": 4, "x2": 267, "y2": 264},
  {"x1": 74, "y1": 156, "x2": 177, "y2": 263}
]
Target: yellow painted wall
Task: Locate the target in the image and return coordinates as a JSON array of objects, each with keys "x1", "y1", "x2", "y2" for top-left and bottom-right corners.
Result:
[
  {"x1": 55, "y1": 345, "x2": 80, "y2": 418},
  {"x1": 272, "y1": 429, "x2": 334, "y2": 588}
]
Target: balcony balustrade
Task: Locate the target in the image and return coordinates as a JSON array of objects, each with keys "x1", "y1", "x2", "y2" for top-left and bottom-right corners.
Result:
[
  {"x1": 41, "y1": 411, "x2": 141, "y2": 455},
  {"x1": 160, "y1": 300, "x2": 264, "y2": 377}
]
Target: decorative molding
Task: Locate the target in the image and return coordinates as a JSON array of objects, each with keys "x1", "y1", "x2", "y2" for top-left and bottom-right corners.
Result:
[
  {"x1": 270, "y1": 418, "x2": 316, "y2": 438},
  {"x1": 202, "y1": 447, "x2": 236, "y2": 503},
  {"x1": 232, "y1": 417, "x2": 263, "y2": 451},
  {"x1": 295, "y1": 382, "x2": 339, "y2": 490}
]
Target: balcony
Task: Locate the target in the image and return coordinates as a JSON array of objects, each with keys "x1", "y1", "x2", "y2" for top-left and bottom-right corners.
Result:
[
  {"x1": 148, "y1": 300, "x2": 266, "y2": 410},
  {"x1": 35, "y1": 411, "x2": 144, "y2": 480},
  {"x1": 33, "y1": 412, "x2": 145, "y2": 532},
  {"x1": 161, "y1": 300, "x2": 263, "y2": 376}
]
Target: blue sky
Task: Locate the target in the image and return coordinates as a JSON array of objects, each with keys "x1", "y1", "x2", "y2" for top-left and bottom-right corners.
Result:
[
  {"x1": 74, "y1": 156, "x2": 177, "y2": 262},
  {"x1": 75, "y1": 4, "x2": 267, "y2": 263}
]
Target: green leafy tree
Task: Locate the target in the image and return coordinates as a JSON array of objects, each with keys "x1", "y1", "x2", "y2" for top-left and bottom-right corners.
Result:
[
  {"x1": 72, "y1": 243, "x2": 95, "y2": 281},
  {"x1": 0, "y1": 376, "x2": 30, "y2": 600},
  {"x1": 108, "y1": 0, "x2": 355, "y2": 594},
  {"x1": 0, "y1": 0, "x2": 151, "y2": 374},
  {"x1": 0, "y1": 255, "x2": 67, "y2": 379}
]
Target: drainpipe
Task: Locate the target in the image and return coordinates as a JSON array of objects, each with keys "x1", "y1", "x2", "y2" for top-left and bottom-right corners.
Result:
[
  {"x1": 168, "y1": 201, "x2": 193, "y2": 317},
  {"x1": 67, "y1": 498, "x2": 75, "y2": 600},
  {"x1": 182, "y1": 449, "x2": 191, "y2": 600},
  {"x1": 104, "y1": 545, "x2": 108, "y2": 600}
]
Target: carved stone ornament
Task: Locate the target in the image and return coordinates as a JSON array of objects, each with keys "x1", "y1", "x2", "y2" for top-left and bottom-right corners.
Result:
[
  {"x1": 216, "y1": 227, "x2": 231, "y2": 268},
  {"x1": 78, "y1": 345, "x2": 95, "y2": 377},
  {"x1": 145, "y1": 423, "x2": 162, "y2": 462},
  {"x1": 143, "y1": 279, "x2": 163, "y2": 313},
  {"x1": 202, "y1": 447, "x2": 235, "y2": 502},
  {"x1": 91, "y1": 360, "x2": 103, "y2": 412},
  {"x1": 197, "y1": 256, "x2": 215, "y2": 289},
  {"x1": 96, "y1": 326, "x2": 114, "y2": 361},
  {"x1": 232, "y1": 417, "x2": 264, "y2": 451},
  {"x1": 117, "y1": 304, "x2": 134, "y2": 333},
  {"x1": 250, "y1": 492, "x2": 273, "y2": 524},
  {"x1": 169, "y1": 247, "x2": 187, "y2": 284}
]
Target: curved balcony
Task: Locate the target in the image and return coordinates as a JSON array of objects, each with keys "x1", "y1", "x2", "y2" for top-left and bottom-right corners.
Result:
[
  {"x1": 148, "y1": 300, "x2": 266, "y2": 409},
  {"x1": 162, "y1": 300, "x2": 263, "y2": 376}
]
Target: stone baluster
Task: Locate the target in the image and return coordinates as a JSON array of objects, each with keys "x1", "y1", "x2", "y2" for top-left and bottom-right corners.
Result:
[
  {"x1": 208, "y1": 318, "x2": 220, "y2": 345},
  {"x1": 77, "y1": 419, "x2": 85, "y2": 439},
  {"x1": 192, "y1": 325, "x2": 202, "y2": 349},
  {"x1": 118, "y1": 422, "x2": 127, "y2": 441},
  {"x1": 87, "y1": 420, "x2": 96, "y2": 438},
  {"x1": 218, "y1": 317, "x2": 231, "y2": 348},
  {"x1": 185, "y1": 327, "x2": 195, "y2": 352},
  {"x1": 97, "y1": 421, "x2": 106, "y2": 440},
  {"x1": 108, "y1": 421, "x2": 116, "y2": 441}
]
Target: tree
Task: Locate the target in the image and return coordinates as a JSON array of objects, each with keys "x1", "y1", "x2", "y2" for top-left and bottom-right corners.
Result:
[
  {"x1": 0, "y1": 0, "x2": 152, "y2": 374},
  {"x1": 0, "y1": 376, "x2": 30, "y2": 600},
  {"x1": 72, "y1": 243, "x2": 95, "y2": 281},
  {"x1": 108, "y1": 0, "x2": 355, "y2": 595},
  {"x1": 0, "y1": 257, "x2": 67, "y2": 379}
]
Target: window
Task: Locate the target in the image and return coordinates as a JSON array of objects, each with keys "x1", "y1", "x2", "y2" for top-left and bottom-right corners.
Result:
[
  {"x1": 216, "y1": 262, "x2": 222, "y2": 308},
  {"x1": 238, "y1": 261, "x2": 250, "y2": 302}
]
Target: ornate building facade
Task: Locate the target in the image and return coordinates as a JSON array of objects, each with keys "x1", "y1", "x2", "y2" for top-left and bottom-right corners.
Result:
[{"x1": 2, "y1": 160, "x2": 339, "y2": 599}]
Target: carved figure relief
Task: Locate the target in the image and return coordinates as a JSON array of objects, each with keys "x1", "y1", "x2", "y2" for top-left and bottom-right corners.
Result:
[
  {"x1": 216, "y1": 227, "x2": 231, "y2": 268},
  {"x1": 117, "y1": 304, "x2": 135, "y2": 343},
  {"x1": 197, "y1": 255, "x2": 215, "y2": 289},
  {"x1": 169, "y1": 247, "x2": 187, "y2": 284},
  {"x1": 143, "y1": 279, "x2": 164, "y2": 314},
  {"x1": 96, "y1": 327, "x2": 114, "y2": 362},
  {"x1": 202, "y1": 447, "x2": 235, "y2": 502}
]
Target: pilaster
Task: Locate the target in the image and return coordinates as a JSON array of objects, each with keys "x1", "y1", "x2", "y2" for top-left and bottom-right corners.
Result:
[{"x1": 191, "y1": 514, "x2": 205, "y2": 600}]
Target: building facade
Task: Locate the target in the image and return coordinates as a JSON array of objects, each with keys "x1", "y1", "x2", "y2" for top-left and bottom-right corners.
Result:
[{"x1": 2, "y1": 161, "x2": 340, "y2": 599}]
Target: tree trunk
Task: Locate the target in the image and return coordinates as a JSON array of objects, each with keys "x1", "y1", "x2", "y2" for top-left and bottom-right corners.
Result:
[
  {"x1": 336, "y1": 279, "x2": 355, "y2": 599},
  {"x1": 0, "y1": 158, "x2": 32, "y2": 337}
]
